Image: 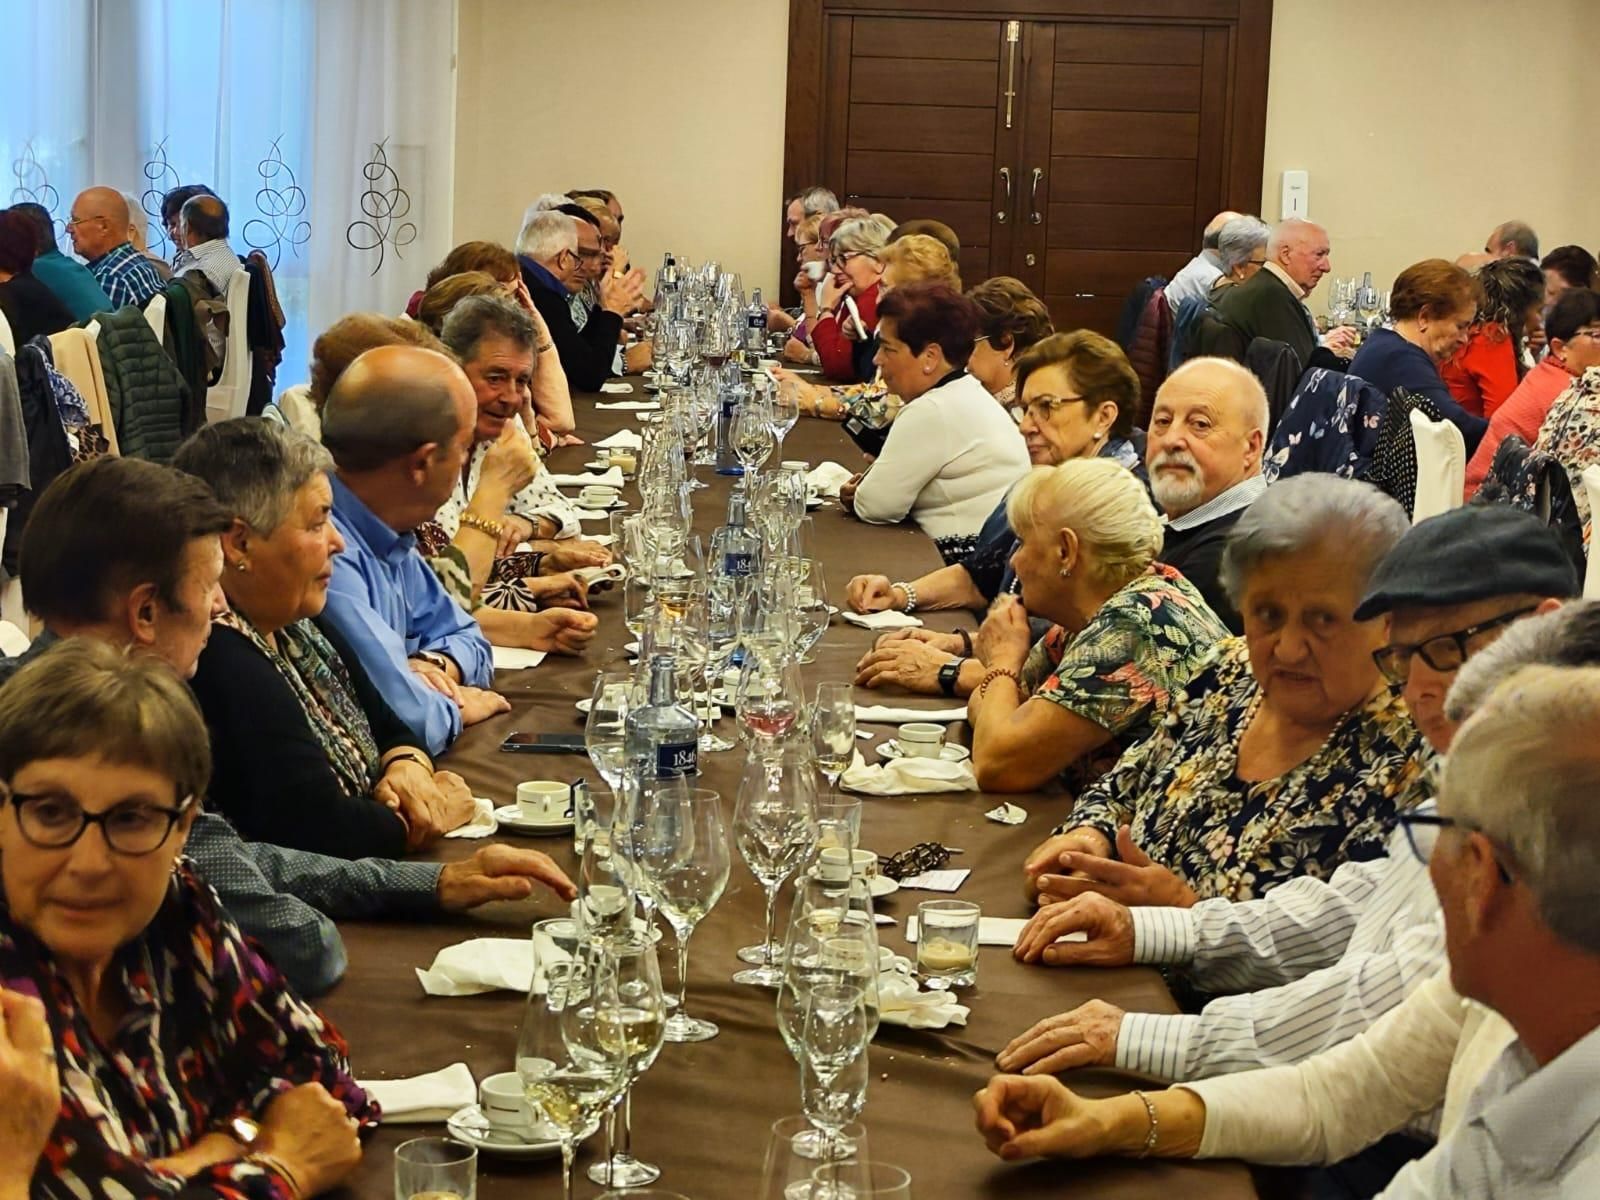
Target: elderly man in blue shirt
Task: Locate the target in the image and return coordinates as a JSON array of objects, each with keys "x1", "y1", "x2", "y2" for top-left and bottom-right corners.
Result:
[{"x1": 319, "y1": 344, "x2": 506, "y2": 755}]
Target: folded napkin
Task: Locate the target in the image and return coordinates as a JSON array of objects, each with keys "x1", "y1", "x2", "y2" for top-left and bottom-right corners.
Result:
[
  {"x1": 985, "y1": 802, "x2": 1026, "y2": 826},
  {"x1": 599, "y1": 381, "x2": 634, "y2": 394},
  {"x1": 595, "y1": 429, "x2": 643, "y2": 450},
  {"x1": 595, "y1": 400, "x2": 661, "y2": 411},
  {"x1": 854, "y1": 704, "x2": 966, "y2": 724},
  {"x1": 905, "y1": 916, "x2": 1087, "y2": 948},
  {"x1": 358, "y1": 1062, "x2": 477, "y2": 1123},
  {"x1": 806, "y1": 461, "x2": 855, "y2": 498},
  {"x1": 416, "y1": 932, "x2": 571, "y2": 997},
  {"x1": 444, "y1": 796, "x2": 498, "y2": 839},
  {"x1": 548, "y1": 467, "x2": 625, "y2": 488},
  {"x1": 877, "y1": 971, "x2": 969, "y2": 1029},
  {"x1": 840, "y1": 752, "x2": 976, "y2": 797},
  {"x1": 576, "y1": 509, "x2": 612, "y2": 522},
  {"x1": 492, "y1": 646, "x2": 548, "y2": 671},
  {"x1": 840, "y1": 610, "x2": 923, "y2": 631}
]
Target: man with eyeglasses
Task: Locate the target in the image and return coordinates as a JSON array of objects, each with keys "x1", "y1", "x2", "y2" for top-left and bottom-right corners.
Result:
[
  {"x1": 66, "y1": 186, "x2": 165, "y2": 308},
  {"x1": 1000, "y1": 505, "x2": 1575, "y2": 1189}
]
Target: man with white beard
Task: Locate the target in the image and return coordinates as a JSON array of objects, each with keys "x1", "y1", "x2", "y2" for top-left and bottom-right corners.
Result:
[{"x1": 1146, "y1": 358, "x2": 1269, "y2": 631}]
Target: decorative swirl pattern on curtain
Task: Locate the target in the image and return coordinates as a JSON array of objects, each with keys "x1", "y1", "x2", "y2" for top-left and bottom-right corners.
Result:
[
  {"x1": 9, "y1": 141, "x2": 61, "y2": 234},
  {"x1": 140, "y1": 138, "x2": 181, "y2": 258},
  {"x1": 344, "y1": 138, "x2": 416, "y2": 277},
  {"x1": 243, "y1": 136, "x2": 311, "y2": 270}
]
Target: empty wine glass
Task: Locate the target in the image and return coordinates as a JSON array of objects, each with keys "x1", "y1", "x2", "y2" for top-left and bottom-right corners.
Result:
[
  {"x1": 586, "y1": 671, "x2": 635, "y2": 792},
  {"x1": 732, "y1": 399, "x2": 776, "y2": 477},
  {"x1": 769, "y1": 385, "x2": 801, "y2": 457},
  {"x1": 790, "y1": 558, "x2": 831, "y2": 663},
  {"x1": 733, "y1": 744, "x2": 819, "y2": 987},
  {"x1": 577, "y1": 825, "x2": 637, "y2": 944},
  {"x1": 759, "y1": 1116, "x2": 870, "y2": 1200},
  {"x1": 811, "y1": 683, "x2": 856, "y2": 795},
  {"x1": 586, "y1": 931, "x2": 668, "y2": 1189},
  {"x1": 801, "y1": 982, "x2": 871, "y2": 1159}
]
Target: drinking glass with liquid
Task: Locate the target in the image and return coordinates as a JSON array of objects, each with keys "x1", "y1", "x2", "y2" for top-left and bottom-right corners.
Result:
[{"x1": 394, "y1": 1137, "x2": 476, "y2": 1200}]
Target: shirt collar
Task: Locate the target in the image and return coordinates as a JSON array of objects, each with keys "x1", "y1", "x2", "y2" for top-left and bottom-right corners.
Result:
[
  {"x1": 329, "y1": 472, "x2": 415, "y2": 564},
  {"x1": 87, "y1": 241, "x2": 136, "y2": 269},
  {"x1": 1263, "y1": 260, "x2": 1308, "y2": 299},
  {"x1": 1165, "y1": 473, "x2": 1267, "y2": 531},
  {"x1": 1467, "y1": 1022, "x2": 1600, "y2": 1178},
  {"x1": 520, "y1": 255, "x2": 571, "y2": 297}
]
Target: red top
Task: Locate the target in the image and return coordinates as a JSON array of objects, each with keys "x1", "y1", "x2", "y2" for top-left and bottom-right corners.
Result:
[
  {"x1": 1440, "y1": 323, "x2": 1521, "y2": 419},
  {"x1": 812, "y1": 281, "x2": 880, "y2": 382},
  {"x1": 1463, "y1": 354, "x2": 1578, "y2": 497}
]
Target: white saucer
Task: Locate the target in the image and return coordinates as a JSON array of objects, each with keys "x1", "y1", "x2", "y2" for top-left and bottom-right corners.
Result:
[
  {"x1": 799, "y1": 868, "x2": 899, "y2": 898},
  {"x1": 575, "y1": 498, "x2": 628, "y2": 512},
  {"x1": 584, "y1": 459, "x2": 611, "y2": 471},
  {"x1": 807, "y1": 495, "x2": 825, "y2": 510},
  {"x1": 575, "y1": 697, "x2": 594, "y2": 715},
  {"x1": 878, "y1": 741, "x2": 971, "y2": 764},
  {"x1": 492, "y1": 804, "x2": 575, "y2": 835},
  {"x1": 446, "y1": 1103, "x2": 593, "y2": 1159}
]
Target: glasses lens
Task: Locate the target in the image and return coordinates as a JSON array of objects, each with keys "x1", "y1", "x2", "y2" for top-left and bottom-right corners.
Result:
[
  {"x1": 1373, "y1": 645, "x2": 1410, "y2": 686},
  {"x1": 1417, "y1": 636, "x2": 1467, "y2": 674},
  {"x1": 103, "y1": 805, "x2": 176, "y2": 854},
  {"x1": 17, "y1": 794, "x2": 83, "y2": 847},
  {"x1": 1405, "y1": 818, "x2": 1439, "y2": 864}
]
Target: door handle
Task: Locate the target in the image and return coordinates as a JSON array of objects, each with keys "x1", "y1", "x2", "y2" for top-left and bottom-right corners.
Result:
[
  {"x1": 997, "y1": 167, "x2": 1011, "y2": 224},
  {"x1": 1029, "y1": 167, "x2": 1043, "y2": 225},
  {"x1": 1025, "y1": 253, "x2": 1036, "y2": 267}
]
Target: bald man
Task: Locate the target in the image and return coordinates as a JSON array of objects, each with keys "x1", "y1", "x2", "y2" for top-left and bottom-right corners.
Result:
[
  {"x1": 67, "y1": 185, "x2": 165, "y2": 307},
  {"x1": 1164, "y1": 210, "x2": 1242, "y2": 312},
  {"x1": 1213, "y1": 217, "x2": 1333, "y2": 365},
  {"x1": 319, "y1": 345, "x2": 506, "y2": 755},
  {"x1": 173, "y1": 194, "x2": 241, "y2": 296}
]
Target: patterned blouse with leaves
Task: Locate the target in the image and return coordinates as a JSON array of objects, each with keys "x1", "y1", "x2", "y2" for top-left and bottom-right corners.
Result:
[
  {"x1": 1057, "y1": 638, "x2": 1430, "y2": 901},
  {"x1": 1532, "y1": 366, "x2": 1600, "y2": 545},
  {"x1": 6, "y1": 862, "x2": 377, "y2": 1198},
  {"x1": 1020, "y1": 563, "x2": 1229, "y2": 793}
]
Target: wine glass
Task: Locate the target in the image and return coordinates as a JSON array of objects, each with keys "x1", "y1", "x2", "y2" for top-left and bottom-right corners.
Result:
[
  {"x1": 638, "y1": 785, "x2": 731, "y2": 1042},
  {"x1": 586, "y1": 930, "x2": 668, "y2": 1189},
  {"x1": 760, "y1": 1116, "x2": 871, "y2": 1200},
  {"x1": 732, "y1": 400, "x2": 776, "y2": 477},
  {"x1": 577, "y1": 825, "x2": 637, "y2": 944},
  {"x1": 735, "y1": 638, "x2": 805, "y2": 760},
  {"x1": 777, "y1": 885, "x2": 881, "y2": 1067},
  {"x1": 801, "y1": 982, "x2": 871, "y2": 1160},
  {"x1": 769, "y1": 385, "x2": 801, "y2": 457},
  {"x1": 699, "y1": 581, "x2": 741, "y2": 753},
  {"x1": 790, "y1": 557, "x2": 831, "y2": 663},
  {"x1": 733, "y1": 744, "x2": 819, "y2": 986},
  {"x1": 586, "y1": 671, "x2": 635, "y2": 793},
  {"x1": 517, "y1": 951, "x2": 628, "y2": 1200},
  {"x1": 811, "y1": 683, "x2": 856, "y2": 795}
]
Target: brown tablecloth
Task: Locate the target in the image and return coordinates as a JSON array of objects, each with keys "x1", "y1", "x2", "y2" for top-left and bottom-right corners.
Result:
[{"x1": 320, "y1": 390, "x2": 1257, "y2": 1199}]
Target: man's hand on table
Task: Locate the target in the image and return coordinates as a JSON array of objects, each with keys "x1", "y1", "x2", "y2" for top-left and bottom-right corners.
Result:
[
  {"x1": 437, "y1": 844, "x2": 578, "y2": 911},
  {"x1": 994, "y1": 999, "x2": 1126, "y2": 1075},
  {"x1": 527, "y1": 609, "x2": 599, "y2": 654},
  {"x1": 1023, "y1": 827, "x2": 1112, "y2": 902},
  {"x1": 1012, "y1": 893, "x2": 1135, "y2": 967},
  {"x1": 458, "y1": 686, "x2": 512, "y2": 727},
  {"x1": 409, "y1": 658, "x2": 461, "y2": 703},
  {"x1": 256, "y1": 1083, "x2": 363, "y2": 1196},
  {"x1": 1036, "y1": 826, "x2": 1199, "y2": 910},
  {"x1": 854, "y1": 636, "x2": 955, "y2": 694}
]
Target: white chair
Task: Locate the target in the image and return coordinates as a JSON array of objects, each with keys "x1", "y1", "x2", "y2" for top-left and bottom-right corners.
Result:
[
  {"x1": 1408, "y1": 409, "x2": 1466, "y2": 523},
  {"x1": 205, "y1": 267, "x2": 253, "y2": 424},
  {"x1": 0, "y1": 617, "x2": 28, "y2": 658},
  {"x1": 0, "y1": 307, "x2": 12, "y2": 355},
  {"x1": 144, "y1": 292, "x2": 167, "y2": 346},
  {"x1": 1581, "y1": 466, "x2": 1600, "y2": 600}
]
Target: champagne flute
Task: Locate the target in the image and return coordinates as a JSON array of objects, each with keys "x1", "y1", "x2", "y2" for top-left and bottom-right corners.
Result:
[
  {"x1": 810, "y1": 683, "x2": 856, "y2": 795},
  {"x1": 639, "y1": 785, "x2": 732, "y2": 1041},
  {"x1": 586, "y1": 671, "x2": 635, "y2": 793},
  {"x1": 586, "y1": 931, "x2": 668, "y2": 1189},
  {"x1": 733, "y1": 744, "x2": 819, "y2": 986}
]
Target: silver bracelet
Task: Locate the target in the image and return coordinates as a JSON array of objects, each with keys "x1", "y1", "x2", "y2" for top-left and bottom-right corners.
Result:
[
  {"x1": 1132, "y1": 1090, "x2": 1158, "y2": 1158},
  {"x1": 893, "y1": 580, "x2": 918, "y2": 614}
]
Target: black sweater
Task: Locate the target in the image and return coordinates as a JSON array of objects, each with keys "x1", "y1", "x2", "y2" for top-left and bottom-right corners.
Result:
[
  {"x1": 1161, "y1": 509, "x2": 1247, "y2": 634},
  {"x1": 189, "y1": 615, "x2": 413, "y2": 858},
  {"x1": 524, "y1": 267, "x2": 624, "y2": 393}
]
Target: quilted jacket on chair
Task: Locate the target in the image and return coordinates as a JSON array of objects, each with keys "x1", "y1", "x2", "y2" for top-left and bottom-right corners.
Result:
[{"x1": 93, "y1": 305, "x2": 189, "y2": 464}]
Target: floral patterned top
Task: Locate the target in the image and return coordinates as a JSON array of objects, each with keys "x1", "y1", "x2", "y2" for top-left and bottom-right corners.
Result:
[
  {"x1": 1531, "y1": 366, "x2": 1600, "y2": 546},
  {"x1": 5, "y1": 862, "x2": 377, "y2": 1198},
  {"x1": 1057, "y1": 638, "x2": 1430, "y2": 901},
  {"x1": 1021, "y1": 564, "x2": 1229, "y2": 793}
]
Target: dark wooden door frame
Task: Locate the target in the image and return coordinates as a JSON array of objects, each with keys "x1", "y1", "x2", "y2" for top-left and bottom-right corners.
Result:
[{"x1": 781, "y1": 0, "x2": 1272, "y2": 304}]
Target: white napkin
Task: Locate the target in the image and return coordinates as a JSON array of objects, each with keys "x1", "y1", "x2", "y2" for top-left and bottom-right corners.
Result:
[
  {"x1": 574, "y1": 563, "x2": 626, "y2": 588},
  {"x1": 415, "y1": 932, "x2": 571, "y2": 997},
  {"x1": 600, "y1": 381, "x2": 635, "y2": 394},
  {"x1": 444, "y1": 797, "x2": 498, "y2": 839},
  {"x1": 595, "y1": 400, "x2": 661, "y2": 411},
  {"x1": 358, "y1": 1062, "x2": 477, "y2": 1123},
  {"x1": 576, "y1": 509, "x2": 613, "y2": 522},
  {"x1": 840, "y1": 751, "x2": 976, "y2": 796},
  {"x1": 547, "y1": 467, "x2": 625, "y2": 488},
  {"x1": 492, "y1": 646, "x2": 548, "y2": 671},
  {"x1": 806, "y1": 461, "x2": 855, "y2": 498},
  {"x1": 905, "y1": 916, "x2": 1087, "y2": 948},
  {"x1": 877, "y1": 971, "x2": 969, "y2": 1029},
  {"x1": 839, "y1": 610, "x2": 923, "y2": 631},
  {"x1": 854, "y1": 704, "x2": 967, "y2": 724},
  {"x1": 595, "y1": 429, "x2": 643, "y2": 450},
  {"x1": 985, "y1": 802, "x2": 1027, "y2": 826}
]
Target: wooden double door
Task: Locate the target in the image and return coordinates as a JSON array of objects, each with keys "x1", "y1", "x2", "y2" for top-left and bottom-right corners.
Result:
[{"x1": 783, "y1": 0, "x2": 1272, "y2": 336}]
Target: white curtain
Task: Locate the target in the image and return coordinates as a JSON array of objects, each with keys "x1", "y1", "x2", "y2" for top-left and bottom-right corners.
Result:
[{"x1": 0, "y1": 0, "x2": 457, "y2": 387}]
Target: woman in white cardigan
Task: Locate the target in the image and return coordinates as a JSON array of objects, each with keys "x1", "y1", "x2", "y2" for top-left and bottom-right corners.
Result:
[{"x1": 842, "y1": 281, "x2": 1030, "y2": 563}]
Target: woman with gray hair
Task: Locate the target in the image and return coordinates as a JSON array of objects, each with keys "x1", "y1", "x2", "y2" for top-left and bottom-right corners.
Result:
[
  {"x1": 1020, "y1": 474, "x2": 1429, "y2": 907},
  {"x1": 177, "y1": 417, "x2": 479, "y2": 858},
  {"x1": 1212, "y1": 215, "x2": 1270, "y2": 292},
  {"x1": 814, "y1": 213, "x2": 890, "y2": 382}
]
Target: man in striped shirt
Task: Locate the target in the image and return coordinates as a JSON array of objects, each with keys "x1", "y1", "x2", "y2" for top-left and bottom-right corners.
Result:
[
  {"x1": 67, "y1": 186, "x2": 165, "y2": 308},
  {"x1": 1002, "y1": 506, "x2": 1578, "y2": 1097}
]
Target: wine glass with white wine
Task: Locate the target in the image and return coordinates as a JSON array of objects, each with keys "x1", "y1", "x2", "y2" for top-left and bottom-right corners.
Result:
[{"x1": 810, "y1": 682, "x2": 857, "y2": 796}]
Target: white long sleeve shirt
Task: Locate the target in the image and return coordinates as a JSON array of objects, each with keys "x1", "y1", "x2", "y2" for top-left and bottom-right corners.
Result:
[{"x1": 852, "y1": 371, "x2": 1029, "y2": 561}]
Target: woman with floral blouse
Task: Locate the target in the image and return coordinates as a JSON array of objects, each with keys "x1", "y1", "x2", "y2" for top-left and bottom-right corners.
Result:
[
  {"x1": 0, "y1": 640, "x2": 375, "y2": 1198},
  {"x1": 1023, "y1": 474, "x2": 1430, "y2": 906}
]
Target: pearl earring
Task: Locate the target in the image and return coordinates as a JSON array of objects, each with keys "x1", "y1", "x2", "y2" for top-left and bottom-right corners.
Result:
[
  {"x1": 1059, "y1": 566, "x2": 1072, "y2": 578},
  {"x1": 234, "y1": 561, "x2": 249, "y2": 573}
]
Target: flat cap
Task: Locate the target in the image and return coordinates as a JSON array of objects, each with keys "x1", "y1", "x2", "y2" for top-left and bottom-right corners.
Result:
[{"x1": 1354, "y1": 504, "x2": 1579, "y2": 620}]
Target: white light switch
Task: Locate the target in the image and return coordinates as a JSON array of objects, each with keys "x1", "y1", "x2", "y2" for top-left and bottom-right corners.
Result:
[{"x1": 1281, "y1": 170, "x2": 1309, "y2": 221}]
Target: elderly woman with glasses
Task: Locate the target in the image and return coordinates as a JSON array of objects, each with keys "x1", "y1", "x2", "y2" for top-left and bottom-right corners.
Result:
[
  {"x1": 0, "y1": 639, "x2": 373, "y2": 1199},
  {"x1": 813, "y1": 213, "x2": 893, "y2": 383},
  {"x1": 1022, "y1": 474, "x2": 1428, "y2": 908},
  {"x1": 177, "y1": 418, "x2": 481, "y2": 858}
]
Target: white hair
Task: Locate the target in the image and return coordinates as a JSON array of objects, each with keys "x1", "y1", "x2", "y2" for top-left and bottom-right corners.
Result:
[
  {"x1": 1446, "y1": 601, "x2": 1600, "y2": 723},
  {"x1": 1266, "y1": 217, "x2": 1323, "y2": 257},
  {"x1": 519, "y1": 194, "x2": 575, "y2": 234},
  {"x1": 1217, "y1": 216, "x2": 1270, "y2": 272},
  {"x1": 1006, "y1": 459, "x2": 1163, "y2": 590},
  {"x1": 515, "y1": 210, "x2": 577, "y2": 262}
]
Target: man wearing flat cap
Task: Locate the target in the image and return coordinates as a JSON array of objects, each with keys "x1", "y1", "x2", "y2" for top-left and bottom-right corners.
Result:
[{"x1": 997, "y1": 504, "x2": 1578, "y2": 1190}]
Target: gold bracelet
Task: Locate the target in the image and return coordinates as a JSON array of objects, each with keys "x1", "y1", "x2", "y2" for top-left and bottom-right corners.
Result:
[
  {"x1": 1132, "y1": 1090, "x2": 1159, "y2": 1157},
  {"x1": 458, "y1": 510, "x2": 504, "y2": 539},
  {"x1": 976, "y1": 667, "x2": 1020, "y2": 697},
  {"x1": 246, "y1": 1151, "x2": 302, "y2": 1199}
]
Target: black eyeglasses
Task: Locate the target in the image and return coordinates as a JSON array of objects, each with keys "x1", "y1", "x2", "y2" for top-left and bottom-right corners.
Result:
[
  {"x1": 6, "y1": 783, "x2": 195, "y2": 856},
  {"x1": 1397, "y1": 810, "x2": 1515, "y2": 883},
  {"x1": 881, "y1": 841, "x2": 953, "y2": 881},
  {"x1": 1371, "y1": 607, "x2": 1537, "y2": 686}
]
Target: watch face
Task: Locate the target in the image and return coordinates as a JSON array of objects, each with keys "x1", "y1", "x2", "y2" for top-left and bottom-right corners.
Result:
[{"x1": 230, "y1": 1116, "x2": 261, "y2": 1146}]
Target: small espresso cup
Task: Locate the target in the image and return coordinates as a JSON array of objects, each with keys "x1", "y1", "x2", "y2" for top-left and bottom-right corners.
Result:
[
  {"x1": 517, "y1": 780, "x2": 568, "y2": 822},
  {"x1": 816, "y1": 846, "x2": 852, "y2": 883},
  {"x1": 803, "y1": 260, "x2": 827, "y2": 282},
  {"x1": 478, "y1": 1071, "x2": 535, "y2": 1133},
  {"x1": 851, "y1": 849, "x2": 879, "y2": 879},
  {"x1": 897, "y1": 722, "x2": 946, "y2": 758},
  {"x1": 580, "y1": 486, "x2": 620, "y2": 508}
]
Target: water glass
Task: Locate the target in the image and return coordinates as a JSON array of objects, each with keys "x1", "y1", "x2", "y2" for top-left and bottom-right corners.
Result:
[
  {"x1": 820, "y1": 1163, "x2": 911, "y2": 1198},
  {"x1": 394, "y1": 1137, "x2": 476, "y2": 1200},
  {"x1": 759, "y1": 1116, "x2": 870, "y2": 1200},
  {"x1": 915, "y1": 900, "x2": 980, "y2": 989}
]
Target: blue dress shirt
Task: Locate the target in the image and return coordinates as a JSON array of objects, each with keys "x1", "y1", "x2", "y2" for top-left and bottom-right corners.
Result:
[{"x1": 322, "y1": 473, "x2": 493, "y2": 754}]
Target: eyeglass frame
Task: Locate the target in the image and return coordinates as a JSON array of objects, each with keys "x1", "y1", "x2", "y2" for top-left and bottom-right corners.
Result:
[
  {"x1": 1397, "y1": 810, "x2": 1516, "y2": 883},
  {"x1": 63, "y1": 214, "x2": 109, "y2": 231},
  {"x1": 1009, "y1": 391, "x2": 1094, "y2": 426},
  {"x1": 4, "y1": 780, "x2": 197, "y2": 856},
  {"x1": 1371, "y1": 606, "x2": 1537, "y2": 686}
]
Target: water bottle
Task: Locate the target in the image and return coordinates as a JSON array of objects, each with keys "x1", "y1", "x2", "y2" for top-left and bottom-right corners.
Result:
[
  {"x1": 624, "y1": 653, "x2": 699, "y2": 778},
  {"x1": 714, "y1": 366, "x2": 748, "y2": 476},
  {"x1": 712, "y1": 491, "x2": 761, "y2": 583},
  {"x1": 744, "y1": 287, "x2": 768, "y2": 355}
]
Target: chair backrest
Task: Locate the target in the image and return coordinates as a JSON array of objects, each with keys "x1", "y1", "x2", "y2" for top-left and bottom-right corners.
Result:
[
  {"x1": 46, "y1": 326, "x2": 120, "y2": 456},
  {"x1": 0, "y1": 618, "x2": 29, "y2": 658},
  {"x1": 205, "y1": 267, "x2": 254, "y2": 423},
  {"x1": 1583, "y1": 466, "x2": 1600, "y2": 599},
  {"x1": 1408, "y1": 408, "x2": 1466, "y2": 523},
  {"x1": 0, "y1": 306, "x2": 12, "y2": 355},
  {"x1": 144, "y1": 292, "x2": 167, "y2": 346}
]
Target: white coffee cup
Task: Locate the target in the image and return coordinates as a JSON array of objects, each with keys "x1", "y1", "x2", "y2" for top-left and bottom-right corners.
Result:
[
  {"x1": 817, "y1": 846, "x2": 852, "y2": 882},
  {"x1": 579, "y1": 486, "x2": 620, "y2": 508},
  {"x1": 898, "y1": 722, "x2": 946, "y2": 758},
  {"x1": 479, "y1": 1071, "x2": 535, "y2": 1132},
  {"x1": 852, "y1": 849, "x2": 879, "y2": 879},
  {"x1": 517, "y1": 780, "x2": 568, "y2": 822},
  {"x1": 803, "y1": 260, "x2": 827, "y2": 282}
]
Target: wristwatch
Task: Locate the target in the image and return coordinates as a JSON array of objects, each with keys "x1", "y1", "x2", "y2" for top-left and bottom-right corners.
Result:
[
  {"x1": 939, "y1": 657, "x2": 968, "y2": 698},
  {"x1": 228, "y1": 1115, "x2": 262, "y2": 1149},
  {"x1": 414, "y1": 650, "x2": 453, "y2": 675}
]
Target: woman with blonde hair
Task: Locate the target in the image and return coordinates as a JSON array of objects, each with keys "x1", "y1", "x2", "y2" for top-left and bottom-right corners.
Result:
[
  {"x1": 963, "y1": 459, "x2": 1228, "y2": 792},
  {"x1": 881, "y1": 233, "x2": 961, "y2": 293}
]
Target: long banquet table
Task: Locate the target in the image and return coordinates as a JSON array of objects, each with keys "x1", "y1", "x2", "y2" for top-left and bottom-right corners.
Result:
[{"x1": 320, "y1": 388, "x2": 1261, "y2": 1200}]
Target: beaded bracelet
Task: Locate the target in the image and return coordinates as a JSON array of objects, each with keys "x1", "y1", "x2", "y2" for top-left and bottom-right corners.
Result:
[
  {"x1": 892, "y1": 580, "x2": 918, "y2": 613},
  {"x1": 976, "y1": 666, "x2": 1020, "y2": 697},
  {"x1": 1132, "y1": 1090, "x2": 1159, "y2": 1157},
  {"x1": 459, "y1": 510, "x2": 505, "y2": 540}
]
